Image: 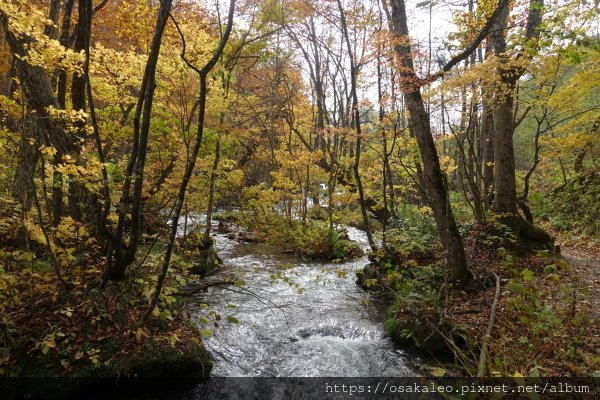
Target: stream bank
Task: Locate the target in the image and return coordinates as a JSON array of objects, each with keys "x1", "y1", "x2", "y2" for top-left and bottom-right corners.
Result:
[{"x1": 355, "y1": 225, "x2": 600, "y2": 376}]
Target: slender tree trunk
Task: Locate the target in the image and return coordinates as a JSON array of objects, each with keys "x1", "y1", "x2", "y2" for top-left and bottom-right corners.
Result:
[
  {"x1": 491, "y1": 87, "x2": 518, "y2": 213},
  {"x1": 481, "y1": 96, "x2": 495, "y2": 204},
  {"x1": 489, "y1": 0, "x2": 554, "y2": 250},
  {"x1": 140, "y1": 0, "x2": 236, "y2": 324},
  {"x1": 105, "y1": 0, "x2": 174, "y2": 282},
  {"x1": 491, "y1": 0, "x2": 543, "y2": 214},
  {"x1": 377, "y1": 51, "x2": 393, "y2": 237},
  {"x1": 13, "y1": 118, "x2": 41, "y2": 210},
  {"x1": 336, "y1": 0, "x2": 376, "y2": 252},
  {"x1": 53, "y1": 0, "x2": 75, "y2": 226},
  {"x1": 204, "y1": 138, "x2": 221, "y2": 241},
  {"x1": 44, "y1": 0, "x2": 61, "y2": 39},
  {"x1": 327, "y1": 159, "x2": 337, "y2": 233},
  {"x1": 68, "y1": 0, "x2": 93, "y2": 221},
  {"x1": 56, "y1": 0, "x2": 75, "y2": 109},
  {"x1": 389, "y1": 0, "x2": 468, "y2": 284},
  {"x1": 574, "y1": 118, "x2": 597, "y2": 173}
]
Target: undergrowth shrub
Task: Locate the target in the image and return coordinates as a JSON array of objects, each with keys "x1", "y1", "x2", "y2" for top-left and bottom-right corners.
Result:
[{"x1": 531, "y1": 170, "x2": 600, "y2": 236}]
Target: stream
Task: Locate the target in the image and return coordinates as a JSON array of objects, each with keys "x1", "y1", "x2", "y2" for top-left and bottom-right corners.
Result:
[{"x1": 191, "y1": 225, "x2": 419, "y2": 377}]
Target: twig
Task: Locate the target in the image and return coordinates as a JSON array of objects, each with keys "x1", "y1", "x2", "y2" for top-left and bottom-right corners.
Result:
[
  {"x1": 30, "y1": 176, "x2": 72, "y2": 290},
  {"x1": 92, "y1": 0, "x2": 110, "y2": 15},
  {"x1": 215, "y1": 284, "x2": 296, "y2": 338},
  {"x1": 477, "y1": 273, "x2": 501, "y2": 377}
]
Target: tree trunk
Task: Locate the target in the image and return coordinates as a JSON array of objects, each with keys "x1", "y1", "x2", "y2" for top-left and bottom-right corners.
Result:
[
  {"x1": 336, "y1": 0, "x2": 376, "y2": 252},
  {"x1": 204, "y1": 138, "x2": 221, "y2": 242},
  {"x1": 105, "y1": 0, "x2": 174, "y2": 282},
  {"x1": 140, "y1": 0, "x2": 236, "y2": 324},
  {"x1": 12, "y1": 118, "x2": 42, "y2": 210},
  {"x1": 68, "y1": 0, "x2": 93, "y2": 221},
  {"x1": 481, "y1": 96, "x2": 495, "y2": 204},
  {"x1": 389, "y1": 0, "x2": 468, "y2": 284},
  {"x1": 490, "y1": 0, "x2": 554, "y2": 251},
  {"x1": 0, "y1": 12, "x2": 78, "y2": 226}
]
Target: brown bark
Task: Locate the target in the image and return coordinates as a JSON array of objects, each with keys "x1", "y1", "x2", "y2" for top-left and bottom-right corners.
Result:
[
  {"x1": 481, "y1": 96, "x2": 495, "y2": 202},
  {"x1": 389, "y1": 0, "x2": 469, "y2": 284},
  {"x1": 489, "y1": 0, "x2": 554, "y2": 250},
  {"x1": 12, "y1": 118, "x2": 42, "y2": 209},
  {"x1": 490, "y1": 5, "x2": 518, "y2": 213},
  {"x1": 574, "y1": 118, "x2": 598, "y2": 173},
  {"x1": 68, "y1": 0, "x2": 93, "y2": 221},
  {"x1": 56, "y1": 0, "x2": 75, "y2": 109},
  {"x1": 0, "y1": 12, "x2": 78, "y2": 225},
  {"x1": 204, "y1": 138, "x2": 221, "y2": 242},
  {"x1": 491, "y1": 0, "x2": 543, "y2": 214}
]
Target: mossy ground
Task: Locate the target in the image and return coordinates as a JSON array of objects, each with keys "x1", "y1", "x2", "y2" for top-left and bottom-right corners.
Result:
[{"x1": 4, "y1": 335, "x2": 212, "y2": 399}]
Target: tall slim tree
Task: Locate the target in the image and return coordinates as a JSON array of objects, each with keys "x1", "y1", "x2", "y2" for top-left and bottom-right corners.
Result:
[
  {"x1": 104, "y1": 0, "x2": 175, "y2": 282},
  {"x1": 387, "y1": 0, "x2": 510, "y2": 283},
  {"x1": 388, "y1": 0, "x2": 468, "y2": 284},
  {"x1": 140, "y1": 0, "x2": 237, "y2": 323},
  {"x1": 336, "y1": 0, "x2": 376, "y2": 251}
]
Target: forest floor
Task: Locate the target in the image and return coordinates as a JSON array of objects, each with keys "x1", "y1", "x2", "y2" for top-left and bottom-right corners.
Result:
[
  {"x1": 559, "y1": 237, "x2": 600, "y2": 324},
  {"x1": 0, "y1": 242, "x2": 213, "y2": 397},
  {"x1": 360, "y1": 224, "x2": 600, "y2": 377}
]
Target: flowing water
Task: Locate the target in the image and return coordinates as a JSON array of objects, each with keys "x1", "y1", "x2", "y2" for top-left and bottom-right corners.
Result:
[{"x1": 191, "y1": 226, "x2": 419, "y2": 377}]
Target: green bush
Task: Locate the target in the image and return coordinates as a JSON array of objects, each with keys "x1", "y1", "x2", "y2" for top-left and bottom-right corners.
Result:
[
  {"x1": 531, "y1": 170, "x2": 600, "y2": 236},
  {"x1": 385, "y1": 205, "x2": 439, "y2": 257},
  {"x1": 284, "y1": 221, "x2": 363, "y2": 260},
  {"x1": 381, "y1": 264, "x2": 449, "y2": 353}
]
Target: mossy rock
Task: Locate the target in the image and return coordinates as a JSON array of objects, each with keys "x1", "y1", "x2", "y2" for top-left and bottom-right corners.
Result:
[
  {"x1": 337, "y1": 240, "x2": 364, "y2": 259},
  {"x1": 295, "y1": 235, "x2": 363, "y2": 261},
  {"x1": 190, "y1": 238, "x2": 223, "y2": 276},
  {"x1": 307, "y1": 206, "x2": 328, "y2": 221},
  {"x1": 384, "y1": 309, "x2": 451, "y2": 355},
  {"x1": 356, "y1": 263, "x2": 386, "y2": 291},
  {"x1": 118, "y1": 339, "x2": 212, "y2": 378},
  {"x1": 494, "y1": 214, "x2": 555, "y2": 255}
]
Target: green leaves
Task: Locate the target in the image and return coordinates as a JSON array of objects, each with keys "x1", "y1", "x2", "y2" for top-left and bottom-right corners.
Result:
[
  {"x1": 364, "y1": 278, "x2": 378, "y2": 288},
  {"x1": 200, "y1": 328, "x2": 213, "y2": 338},
  {"x1": 520, "y1": 268, "x2": 535, "y2": 282},
  {"x1": 507, "y1": 281, "x2": 526, "y2": 295}
]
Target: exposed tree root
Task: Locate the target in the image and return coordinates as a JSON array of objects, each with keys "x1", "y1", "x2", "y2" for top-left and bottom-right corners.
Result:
[{"x1": 499, "y1": 213, "x2": 555, "y2": 255}]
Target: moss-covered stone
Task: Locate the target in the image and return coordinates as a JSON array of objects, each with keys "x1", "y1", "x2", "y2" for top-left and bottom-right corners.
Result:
[
  {"x1": 383, "y1": 305, "x2": 451, "y2": 355},
  {"x1": 190, "y1": 237, "x2": 223, "y2": 276},
  {"x1": 356, "y1": 262, "x2": 387, "y2": 292},
  {"x1": 471, "y1": 216, "x2": 556, "y2": 256},
  {"x1": 498, "y1": 214, "x2": 555, "y2": 255},
  {"x1": 356, "y1": 246, "x2": 451, "y2": 355}
]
